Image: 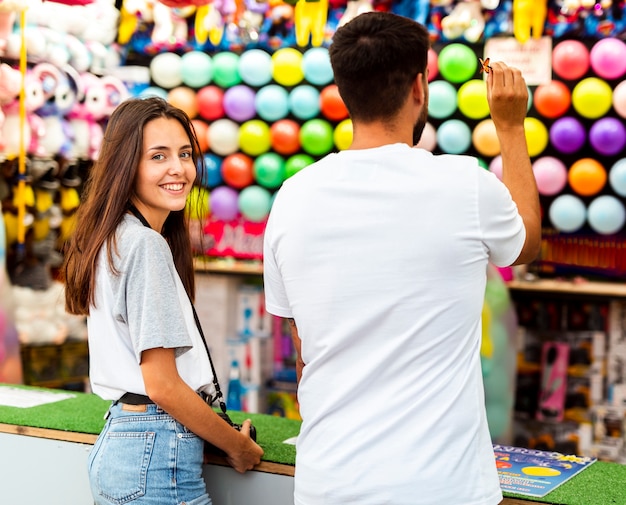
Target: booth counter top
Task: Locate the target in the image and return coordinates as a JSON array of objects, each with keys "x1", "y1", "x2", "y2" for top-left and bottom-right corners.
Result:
[{"x1": 1, "y1": 384, "x2": 625, "y2": 505}]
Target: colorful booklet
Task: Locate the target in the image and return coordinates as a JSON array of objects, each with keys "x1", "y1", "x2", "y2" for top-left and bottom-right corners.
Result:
[{"x1": 493, "y1": 444, "x2": 597, "y2": 498}]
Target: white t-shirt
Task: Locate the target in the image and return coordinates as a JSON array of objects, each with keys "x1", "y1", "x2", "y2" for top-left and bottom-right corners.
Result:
[
  {"x1": 263, "y1": 144, "x2": 525, "y2": 505},
  {"x1": 88, "y1": 215, "x2": 214, "y2": 401}
]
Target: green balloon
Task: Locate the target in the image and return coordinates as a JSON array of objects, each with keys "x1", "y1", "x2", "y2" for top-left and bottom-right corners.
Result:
[
  {"x1": 285, "y1": 154, "x2": 315, "y2": 178},
  {"x1": 254, "y1": 153, "x2": 286, "y2": 189},
  {"x1": 300, "y1": 119, "x2": 334, "y2": 156},
  {"x1": 438, "y1": 44, "x2": 478, "y2": 84},
  {"x1": 212, "y1": 52, "x2": 242, "y2": 88}
]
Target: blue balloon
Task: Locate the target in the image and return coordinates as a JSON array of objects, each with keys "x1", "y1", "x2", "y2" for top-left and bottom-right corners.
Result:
[
  {"x1": 428, "y1": 80, "x2": 457, "y2": 119},
  {"x1": 238, "y1": 49, "x2": 273, "y2": 87},
  {"x1": 202, "y1": 153, "x2": 223, "y2": 188},
  {"x1": 255, "y1": 85, "x2": 290, "y2": 121},
  {"x1": 302, "y1": 47, "x2": 334, "y2": 86},
  {"x1": 288, "y1": 85, "x2": 321, "y2": 120},
  {"x1": 588, "y1": 195, "x2": 626, "y2": 235},
  {"x1": 609, "y1": 158, "x2": 626, "y2": 197},
  {"x1": 181, "y1": 51, "x2": 213, "y2": 88},
  {"x1": 549, "y1": 194, "x2": 587, "y2": 232},
  {"x1": 139, "y1": 86, "x2": 168, "y2": 100},
  {"x1": 436, "y1": 119, "x2": 471, "y2": 154}
]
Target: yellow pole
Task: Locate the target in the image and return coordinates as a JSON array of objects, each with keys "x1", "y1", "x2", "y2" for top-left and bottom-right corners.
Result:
[{"x1": 15, "y1": 8, "x2": 27, "y2": 257}]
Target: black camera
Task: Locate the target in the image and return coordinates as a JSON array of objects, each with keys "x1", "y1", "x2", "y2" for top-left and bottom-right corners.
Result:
[{"x1": 204, "y1": 412, "x2": 257, "y2": 457}]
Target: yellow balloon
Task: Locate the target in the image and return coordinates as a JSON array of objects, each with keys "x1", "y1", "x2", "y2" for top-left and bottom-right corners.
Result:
[
  {"x1": 185, "y1": 186, "x2": 210, "y2": 220},
  {"x1": 333, "y1": 119, "x2": 353, "y2": 151},
  {"x1": 524, "y1": 117, "x2": 549, "y2": 157},
  {"x1": 239, "y1": 120, "x2": 271, "y2": 156},
  {"x1": 272, "y1": 48, "x2": 304, "y2": 87},
  {"x1": 472, "y1": 119, "x2": 501, "y2": 157},
  {"x1": 572, "y1": 77, "x2": 613, "y2": 119},
  {"x1": 457, "y1": 79, "x2": 489, "y2": 120}
]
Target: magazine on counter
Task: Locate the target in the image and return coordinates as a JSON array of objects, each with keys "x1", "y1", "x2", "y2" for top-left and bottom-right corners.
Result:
[{"x1": 493, "y1": 444, "x2": 597, "y2": 498}]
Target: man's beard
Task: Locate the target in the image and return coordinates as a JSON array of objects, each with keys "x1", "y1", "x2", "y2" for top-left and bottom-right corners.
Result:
[{"x1": 412, "y1": 107, "x2": 428, "y2": 146}]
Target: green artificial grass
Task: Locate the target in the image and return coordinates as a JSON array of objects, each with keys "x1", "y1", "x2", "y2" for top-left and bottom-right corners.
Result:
[{"x1": 2, "y1": 383, "x2": 626, "y2": 505}]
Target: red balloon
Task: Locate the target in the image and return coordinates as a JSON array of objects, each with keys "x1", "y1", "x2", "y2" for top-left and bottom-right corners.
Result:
[
  {"x1": 222, "y1": 153, "x2": 254, "y2": 189},
  {"x1": 533, "y1": 81, "x2": 571, "y2": 119},
  {"x1": 320, "y1": 84, "x2": 349, "y2": 121},
  {"x1": 197, "y1": 86, "x2": 224, "y2": 121},
  {"x1": 270, "y1": 119, "x2": 301, "y2": 155}
]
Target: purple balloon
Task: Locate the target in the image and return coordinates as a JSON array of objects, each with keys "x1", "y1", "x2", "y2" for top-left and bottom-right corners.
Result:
[
  {"x1": 549, "y1": 116, "x2": 586, "y2": 154},
  {"x1": 210, "y1": 186, "x2": 240, "y2": 221},
  {"x1": 223, "y1": 85, "x2": 257, "y2": 122},
  {"x1": 589, "y1": 117, "x2": 626, "y2": 156}
]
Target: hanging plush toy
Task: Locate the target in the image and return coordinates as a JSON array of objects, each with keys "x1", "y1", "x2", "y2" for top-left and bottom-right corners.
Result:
[
  {"x1": 512, "y1": 0, "x2": 548, "y2": 44},
  {"x1": 441, "y1": 0, "x2": 485, "y2": 43}
]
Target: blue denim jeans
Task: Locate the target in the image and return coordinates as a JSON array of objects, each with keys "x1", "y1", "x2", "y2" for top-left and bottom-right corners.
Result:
[{"x1": 88, "y1": 402, "x2": 212, "y2": 505}]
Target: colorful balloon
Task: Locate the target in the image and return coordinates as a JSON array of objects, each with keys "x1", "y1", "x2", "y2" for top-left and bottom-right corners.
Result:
[
  {"x1": 524, "y1": 117, "x2": 549, "y2": 157},
  {"x1": 191, "y1": 119, "x2": 209, "y2": 152},
  {"x1": 437, "y1": 43, "x2": 477, "y2": 83},
  {"x1": 150, "y1": 52, "x2": 183, "y2": 89},
  {"x1": 320, "y1": 84, "x2": 348, "y2": 121},
  {"x1": 568, "y1": 158, "x2": 607, "y2": 196},
  {"x1": 289, "y1": 85, "x2": 321, "y2": 119},
  {"x1": 532, "y1": 156, "x2": 568, "y2": 196},
  {"x1": 589, "y1": 117, "x2": 626, "y2": 156},
  {"x1": 202, "y1": 153, "x2": 223, "y2": 187},
  {"x1": 210, "y1": 186, "x2": 239, "y2": 221},
  {"x1": 437, "y1": 119, "x2": 471, "y2": 154},
  {"x1": 333, "y1": 119, "x2": 353, "y2": 151},
  {"x1": 572, "y1": 78, "x2": 613, "y2": 119},
  {"x1": 533, "y1": 81, "x2": 571, "y2": 118},
  {"x1": 239, "y1": 120, "x2": 271, "y2": 156},
  {"x1": 549, "y1": 194, "x2": 587, "y2": 233},
  {"x1": 589, "y1": 38, "x2": 626, "y2": 80},
  {"x1": 270, "y1": 119, "x2": 301, "y2": 155},
  {"x1": 223, "y1": 85, "x2": 256, "y2": 122},
  {"x1": 302, "y1": 47, "x2": 334, "y2": 85},
  {"x1": 472, "y1": 119, "x2": 500, "y2": 157},
  {"x1": 238, "y1": 49, "x2": 273, "y2": 86},
  {"x1": 272, "y1": 48, "x2": 304, "y2": 86},
  {"x1": 285, "y1": 153, "x2": 315, "y2": 178},
  {"x1": 222, "y1": 152, "x2": 254, "y2": 188},
  {"x1": 212, "y1": 52, "x2": 241, "y2": 88},
  {"x1": 208, "y1": 118, "x2": 239, "y2": 156},
  {"x1": 427, "y1": 48, "x2": 439, "y2": 82},
  {"x1": 197, "y1": 85, "x2": 224, "y2": 121},
  {"x1": 457, "y1": 79, "x2": 489, "y2": 120},
  {"x1": 609, "y1": 158, "x2": 626, "y2": 197},
  {"x1": 587, "y1": 195, "x2": 626, "y2": 235},
  {"x1": 300, "y1": 119, "x2": 334, "y2": 156},
  {"x1": 239, "y1": 185, "x2": 272, "y2": 222},
  {"x1": 415, "y1": 122, "x2": 436, "y2": 151},
  {"x1": 167, "y1": 86, "x2": 198, "y2": 118},
  {"x1": 254, "y1": 152, "x2": 286, "y2": 188},
  {"x1": 181, "y1": 51, "x2": 212, "y2": 88},
  {"x1": 489, "y1": 155, "x2": 502, "y2": 180},
  {"x1": 612, "y1": 80, "x2": 626, "y2": 118},
  {"x1": 428, "y1": 80, "x2": 457, "y2": 119},
  {"x1": 185, "y1": 186, "x2": 210, "y2": 220},
  {"x1": 255, "y1": 85, "x2": 289, "y2": 121},
  {"x1": 552, "y1": 40, "x2": 590, "y2": 80},
  {"x1": 549, "y1": 116, "x2": 586, "y2": 154}
]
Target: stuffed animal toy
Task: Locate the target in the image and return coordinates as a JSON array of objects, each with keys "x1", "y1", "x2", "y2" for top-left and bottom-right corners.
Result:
[
  {"x1": 513, "y1": 0, "x2": 548, "y2": 43},
  {"x1": 0, "y1": 63, "x2": 21, "y2": 152},
  {"x1": 441, "y1": 0, "x2": 485, "y2": 42}
]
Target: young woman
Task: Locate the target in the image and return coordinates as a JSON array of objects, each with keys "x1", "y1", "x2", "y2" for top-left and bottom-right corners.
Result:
[{"x1": 63, "y1": 97, "x2": 263, "y2": 505}]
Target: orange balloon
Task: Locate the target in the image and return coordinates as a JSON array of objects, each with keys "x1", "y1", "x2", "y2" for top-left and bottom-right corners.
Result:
[
  {"x1": 222, "y1": 153, "x2": 254, "y2": 189},
  {"x1": 568, "y1": 158, "x2": 607, "y2": 196},
  {"x1": 320, "y1": 84, "x2": 349, "y2": 121},
  {"x1": 191, "y1": 119, "x2": 209, "y2": 152},
  {"x1": 168, "y1": 86, "x2": 198, "y2": 118},
  {"x1": 533, "y1": 81, "x2": 571, "y2": 118},
  {"x1": 270, "y1": 119, "x2": 301, "y2": 155},
  {"x1": 472, "y1": 119, "x2": 501, "y2": 157}
]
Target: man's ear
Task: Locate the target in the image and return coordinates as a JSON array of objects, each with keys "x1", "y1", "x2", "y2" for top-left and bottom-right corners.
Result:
[{"x1": 413, "y1": 72, "x2": 426, "y2": 107}]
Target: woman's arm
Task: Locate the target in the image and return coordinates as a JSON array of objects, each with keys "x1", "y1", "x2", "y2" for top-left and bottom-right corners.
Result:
[{"x1": 140, "y1": 347, "x2": 263, "y2": 473}]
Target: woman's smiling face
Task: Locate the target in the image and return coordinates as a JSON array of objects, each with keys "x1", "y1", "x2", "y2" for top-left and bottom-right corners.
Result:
[{"x1": 132, "y1": 116, "x2": 197, "y2": 231}]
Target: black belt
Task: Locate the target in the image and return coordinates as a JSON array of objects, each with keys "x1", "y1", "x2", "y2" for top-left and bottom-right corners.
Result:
[{"x1": 119, "y1": 392, "x2": 154, "y2": 405}]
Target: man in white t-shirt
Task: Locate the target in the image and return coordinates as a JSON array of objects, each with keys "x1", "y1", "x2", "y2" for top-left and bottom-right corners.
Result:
[{"x1": 263, "y1": 12, "x2": 541, "y2": 505}]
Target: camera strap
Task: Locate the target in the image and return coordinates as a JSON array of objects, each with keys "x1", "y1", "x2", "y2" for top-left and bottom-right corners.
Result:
[{"x1": 128, "y1": 204, "x2": 228, "y2": 416}]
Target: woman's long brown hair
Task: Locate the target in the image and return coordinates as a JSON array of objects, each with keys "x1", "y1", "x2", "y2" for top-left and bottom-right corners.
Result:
[{"x1": 63, "y1": 97, "x2": 205, "y2": 315}]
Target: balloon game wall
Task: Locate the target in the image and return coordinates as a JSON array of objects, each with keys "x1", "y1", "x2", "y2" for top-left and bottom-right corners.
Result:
[{"x1": 1, "y1": 0, "x2": 626, "y2": 276}]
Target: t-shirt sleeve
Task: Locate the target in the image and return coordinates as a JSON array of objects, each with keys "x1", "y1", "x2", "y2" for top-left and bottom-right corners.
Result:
[
  {"x1": 116, "y1": 229, "x2": 193, "y2": 362},
  {"x1": 477, "y1": 168, "x2": 526, "y2": 267},
  {"x1": 263, "y1": 210, "x2": 293, "y2": 318}
]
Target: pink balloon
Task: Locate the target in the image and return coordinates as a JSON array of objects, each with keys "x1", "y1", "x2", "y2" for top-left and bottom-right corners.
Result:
[
  {"x1": 427, "y1": 48, "x2": 439, "y2": 82},
  {"x1": 552, "y1": 40, "x2": 589, "y2": 81},
  {"x1": 590, "y1": 38, "x2": 626, "y2": 80},
  {"x1": 489, "y1": 155, "x2": 503, "y2": 180},
  {"x1": 533, "y1": 156, "x2": 568, "y2": 196},
  {"x1": 613, "y1": 80, "x2": 626, "y2": 119},
  {"x1": 415, "y1": 122, "x2": 436, "y2": 151}
]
